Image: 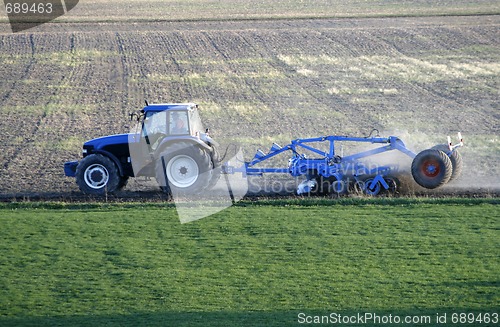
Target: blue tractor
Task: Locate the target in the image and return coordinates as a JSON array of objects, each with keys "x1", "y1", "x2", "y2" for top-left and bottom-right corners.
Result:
[{"x1": 64, "y1": 103, "x2": 220, "y2": 195}]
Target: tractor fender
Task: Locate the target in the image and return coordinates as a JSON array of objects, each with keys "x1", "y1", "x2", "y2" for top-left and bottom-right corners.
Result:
[
  {"x1": 92, "y1": 150, "x2": 126, "y2": 177},
  {"x1": 154, "y1": 136, "x2": 213, "y2": 159}
]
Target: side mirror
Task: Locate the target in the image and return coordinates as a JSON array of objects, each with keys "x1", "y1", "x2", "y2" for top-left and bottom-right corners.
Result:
[{"x1": 129, "y1": 110, "x2": 144, "y2": 122}]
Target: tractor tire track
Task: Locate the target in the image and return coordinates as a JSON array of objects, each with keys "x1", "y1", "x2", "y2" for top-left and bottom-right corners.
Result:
[
  {"x1": 244, "y1": 29, "x2": 359, "y2": 135},
  {"x1": 115, "y1": 32, "x2": 131, "y2": 112},
  {"x1": 1, "y1": 34, "x2": 36, "y2": 104},
  {"x1": 1, "y1": 34, "x2": 39, "y2": 173},
  {"x1": 1, "y1": 33, "x2": 82, "y2": 193}
]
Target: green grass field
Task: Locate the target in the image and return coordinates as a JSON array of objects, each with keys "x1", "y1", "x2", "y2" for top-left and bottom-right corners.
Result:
[{"x1": 0, "y1": 199, "x2": 498, "y2": 326}]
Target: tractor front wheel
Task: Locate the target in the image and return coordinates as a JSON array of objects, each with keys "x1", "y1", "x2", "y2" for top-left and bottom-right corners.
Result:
[
  {"x1": 411, "y1": 149, "x2": 452, "y2": 189},
  {"x1": 75, "y1": 154, "x2": 121, "y2": 195}
]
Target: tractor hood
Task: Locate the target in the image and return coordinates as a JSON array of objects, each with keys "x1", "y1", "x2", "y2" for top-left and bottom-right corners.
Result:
[
  {"x1": 83, "y1": 133, "x2": 135, "y2": 157},
  {"x1": 84, "y1": 133, "x2": 130, "y2": 149}
]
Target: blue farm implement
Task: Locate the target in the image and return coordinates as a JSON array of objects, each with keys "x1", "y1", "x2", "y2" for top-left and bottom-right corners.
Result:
[{"x1": 222, "y1": 132, "x2": 464, "y2": 196}]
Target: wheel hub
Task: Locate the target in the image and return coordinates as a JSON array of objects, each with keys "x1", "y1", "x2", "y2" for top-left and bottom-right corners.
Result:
[
  {"x1": 84, "y1": 164, "x2": 109, "y2": 189},
  {"x1": 422, "y1": 159, "x2": 440, "y2": 177},
  {"x1": 166, "y1": 155, "x2": 199, "y2": 188}
]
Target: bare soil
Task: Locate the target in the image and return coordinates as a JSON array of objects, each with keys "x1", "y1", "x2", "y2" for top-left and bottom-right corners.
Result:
[{"x1": 0, "y1": 15, "x2": 498, "y2": 199}]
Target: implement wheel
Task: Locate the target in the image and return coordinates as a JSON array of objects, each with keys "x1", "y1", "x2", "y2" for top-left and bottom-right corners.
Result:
[
  {"x1": 411, "y1": 149, "x2": 452, "y2": 189},
  {"x1": 364, "y1": 178, "x2": 382, "y2": 196}
]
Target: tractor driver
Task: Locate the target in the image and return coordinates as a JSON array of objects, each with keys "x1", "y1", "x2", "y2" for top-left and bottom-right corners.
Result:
[{"x1": 171, "y1": 112, "x2": 188, "y2": 134}]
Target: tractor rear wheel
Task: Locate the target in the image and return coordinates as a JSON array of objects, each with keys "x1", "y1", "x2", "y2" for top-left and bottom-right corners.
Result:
[
  {"x1": 411, "y1": 149, "x2": 452, "y2": 189},
  {"x1": 155, "y1": 142, "x2": 213, "y2": 195},
  {"x1": 75, "y1": 154, "x2": 121, "y2": 195},
  {"x1": 431, "y1": 144, "x2": 463, "y2": 181}
]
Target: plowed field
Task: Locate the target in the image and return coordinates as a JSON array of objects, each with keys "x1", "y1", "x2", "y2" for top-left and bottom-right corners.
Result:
[{"x1": 0, "y1": 13, "x2": 498, "y2": 197}]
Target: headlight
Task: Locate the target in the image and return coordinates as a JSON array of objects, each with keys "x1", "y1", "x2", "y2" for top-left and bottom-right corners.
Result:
[{"x1": 82, "y1": 148, "x2": 88, "y2": 154}]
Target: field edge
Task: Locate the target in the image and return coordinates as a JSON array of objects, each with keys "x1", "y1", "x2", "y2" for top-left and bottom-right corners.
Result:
[{"x1": 0, "y1": 197, "x2": 498, "y2": 211}]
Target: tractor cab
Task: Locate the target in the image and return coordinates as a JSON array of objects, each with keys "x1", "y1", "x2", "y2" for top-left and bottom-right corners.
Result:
[
  {"x1": 131, "y1": 103, "x2": 213, "y2": 151},
  {"x1": 136, "y1": 103, "x2": 200, "y2": 138}
]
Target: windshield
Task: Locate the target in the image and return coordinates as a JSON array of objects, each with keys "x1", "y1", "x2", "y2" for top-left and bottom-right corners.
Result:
[{"x1": 143, "y1": 111, "x2": 167, "y2": 136}]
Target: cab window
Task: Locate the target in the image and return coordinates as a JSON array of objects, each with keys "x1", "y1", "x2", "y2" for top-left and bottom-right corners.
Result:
[
  {"x1": 143, "y1": 111, "x2": 167, "y2": 136},
  {"x1": 169, "y1": 111, "x2": 189, "y2": 135}
]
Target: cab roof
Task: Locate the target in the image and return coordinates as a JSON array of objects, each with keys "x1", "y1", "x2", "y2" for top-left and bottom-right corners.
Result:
[{"x1": 142, "y1": 103, "x2": 197, "y2": 113}]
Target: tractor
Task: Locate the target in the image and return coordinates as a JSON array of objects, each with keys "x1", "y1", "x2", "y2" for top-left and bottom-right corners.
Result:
[{"x1": 64, "y1": 103, "x2": 220, "y2": 195}]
